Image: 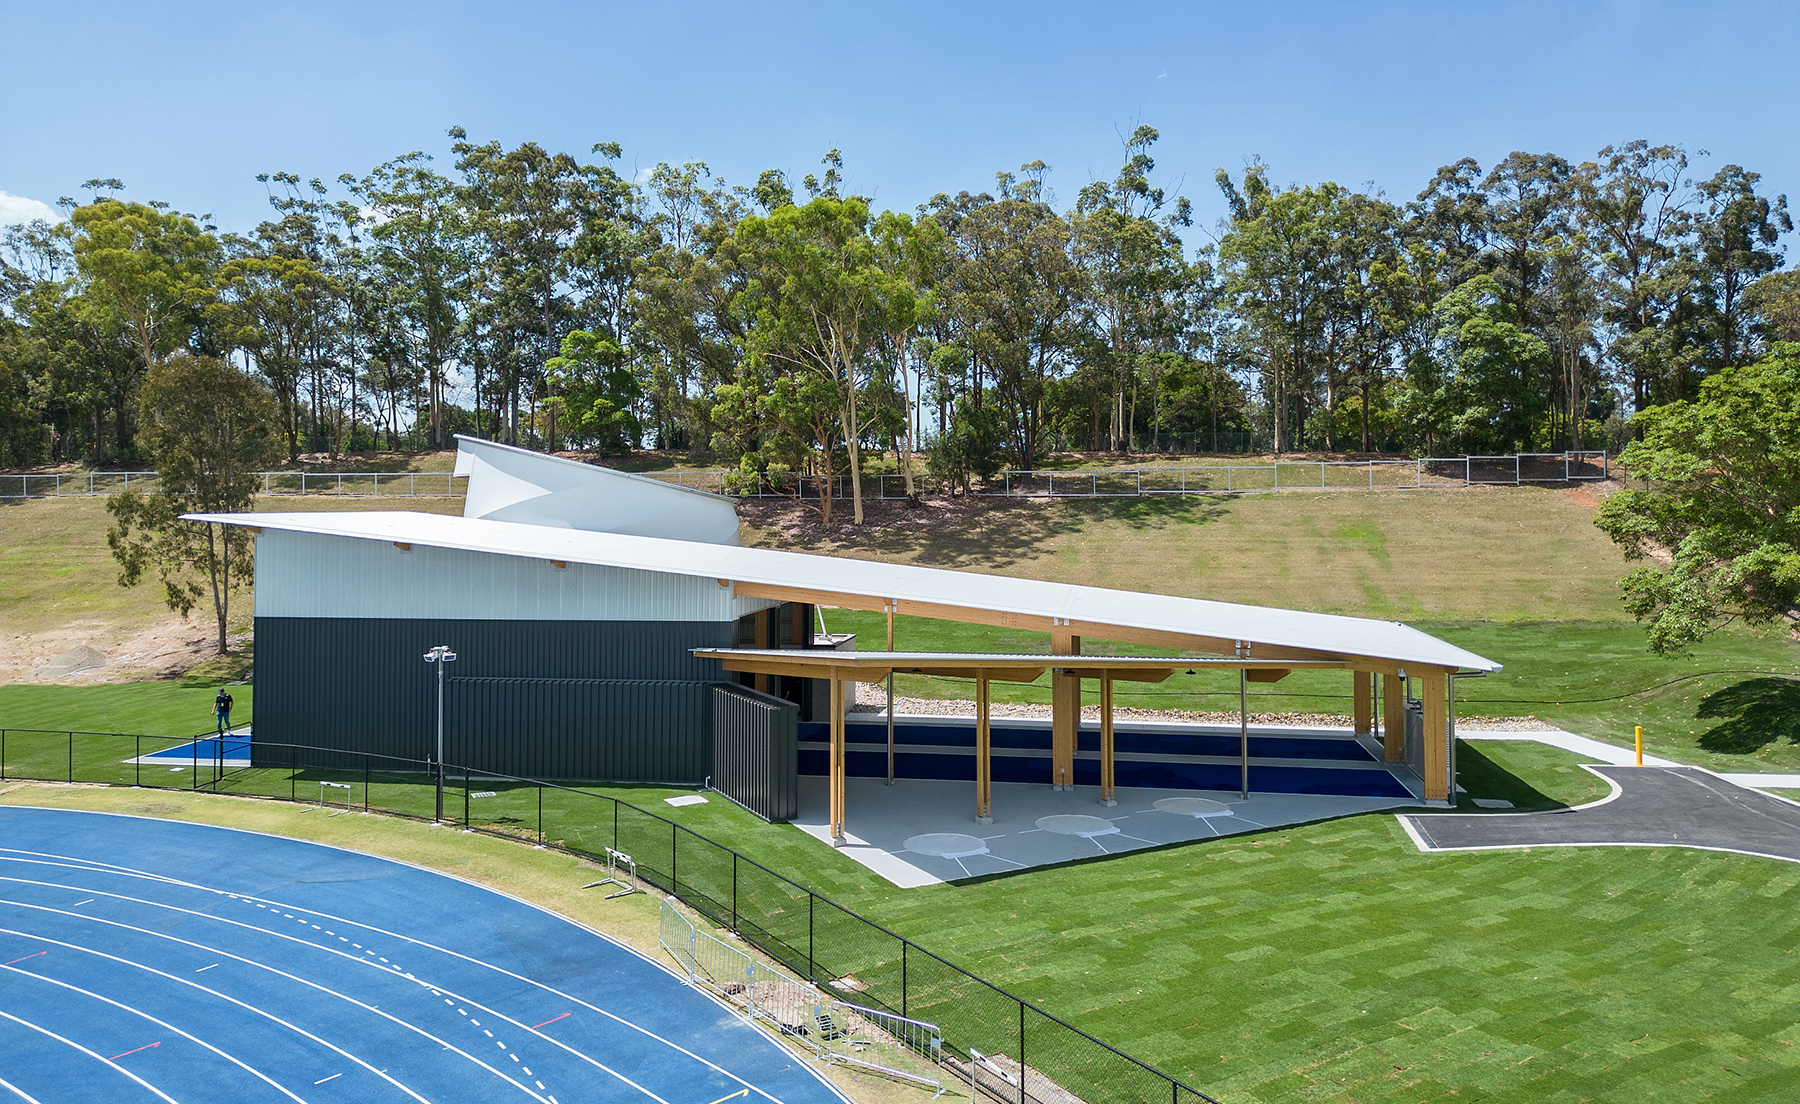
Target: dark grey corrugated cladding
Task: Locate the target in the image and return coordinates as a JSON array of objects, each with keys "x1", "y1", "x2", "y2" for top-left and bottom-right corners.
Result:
[
  {"x1": 453, "y1": 678, "x2": 712, "y2": 783},
  {"x1": 711, "y1": 685, "x2": 799, "y2": 821},
  {"x1": 253, "y1": 617, "x2": 731, "y2": 782}
]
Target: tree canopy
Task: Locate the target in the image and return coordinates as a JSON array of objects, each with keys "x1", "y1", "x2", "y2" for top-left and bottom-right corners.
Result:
[
  {"x1": 1594, "y1": 345, "x2": 1800, "y2": 653},
  {"x1": 2, "y1": 131, "x2": 1795, "y2": 528}
]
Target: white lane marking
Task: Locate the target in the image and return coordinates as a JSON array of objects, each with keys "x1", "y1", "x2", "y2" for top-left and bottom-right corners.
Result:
[
  {"x1": 0, "y1": 917, "x2": 525, "y2": 1104},
  {"x1": 5, "y1": 875, "x2": 657, "y2": 1104},
  {"x1": 0, "y1": 1008, "x2": 180, "y2": 1104},
  {"x1": 71, "y1": 899, "x2": 94, "y2": 907},
  {"x1": 314, "y1": 1074, "x2": 341, "y2": 1085},
  {"x1": 0, "y1": 1075, "x2": 45, "y2": 1104},
  {"x1": 0, "y1": 851, "x2": 807, "y2": 1104},
  {"x1": 0, "y1": 962, "x2": 308, "y2": 1103},
  {"x1": 0, "y1": 927, "x2": 427, "y2": 1102},
  {"x1": 195, "y1": 964, "x2": 217, "y2": 973}
]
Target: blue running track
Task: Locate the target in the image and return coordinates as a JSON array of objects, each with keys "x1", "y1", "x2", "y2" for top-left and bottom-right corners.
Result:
[{"x1": 0, "y1": 807, "x2": 852, "y2": 1104}]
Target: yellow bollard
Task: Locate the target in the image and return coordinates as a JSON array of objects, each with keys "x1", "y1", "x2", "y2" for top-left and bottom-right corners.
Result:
[{"x1": 1635, "y1": 725, "x2": 1643, "y2": 767}]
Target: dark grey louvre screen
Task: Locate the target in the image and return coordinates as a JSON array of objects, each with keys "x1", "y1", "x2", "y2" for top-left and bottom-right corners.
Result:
[{"x1": 712, "y1": 684, "x2": 799, "y2": 822}]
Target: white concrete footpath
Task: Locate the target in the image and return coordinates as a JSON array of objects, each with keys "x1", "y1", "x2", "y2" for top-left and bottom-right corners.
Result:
[
  {"x1": 1463, "y1": 727, "x2": 1800, "y2": 791},
  {"x1": 1459, "y1": 727, "x2": 1680, "y2": 767}
]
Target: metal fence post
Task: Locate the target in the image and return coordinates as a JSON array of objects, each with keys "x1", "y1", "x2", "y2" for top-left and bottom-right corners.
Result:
[
  {"x1": 809, "y1": 893, "x2": 816, "y2": 981},
  {"x1": 67, "y1": 731, "x2": 73, "y2": 782},
  {"x1": 136, "y1": 735, "x2": 141, "y2": 787},
  {"x1": 902, "y1": 941, "x2": 908, "y2": 1017},
  {"x1": 365, "y1": 762, "x2": 370, "y2": 811},
  {"x1": 1019, "y1": 1001, "x2": 1027, "y2": 1104},
  {"x1": 671, "y1": 820, "x2": 678, "y2": 893},
  {"x1": 290, "y1": 744, "x2": 296, "y2": 801},
  {"x1": 538, "y1": 784, "x2": 544, "y2": 844},
  {"x1": 1, "y1": 729, "x2": 5, "y2": 780}
]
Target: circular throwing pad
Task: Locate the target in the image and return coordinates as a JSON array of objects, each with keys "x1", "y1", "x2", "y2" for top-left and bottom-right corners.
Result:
[
  {"x1": 1035, "y1": 815, "x2": 1120, "y2": 838},
  {"x1": 1154, "y1": 797, "x2": 1235, "y2": 818},
  {"x1": 904, "y1": 833, "x2": 991, "y2": 859}
]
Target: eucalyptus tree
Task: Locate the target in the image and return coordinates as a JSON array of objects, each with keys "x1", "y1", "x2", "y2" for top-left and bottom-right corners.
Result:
[
  {"x1": 1324, "y1": 191, "x2": 1406, "y2": 452},
  {"x1": 735, "y1": 194, "x2": 910, "y2": 526},
  {"x1": 453, "y1": 133, "x2": 631, "y2": 445},
  {"x1": 946, "y1": 174, "x2": 1083, "y2": 467},
  {"x1": 1072, "y1": 128, "x2": 1192, "y2": 452},
  {"x1": 342, "y1": 149, "x2": 470, "y2": 447},
  {"x1": 68, "y1": 199, "x2": 220, "y2": 372},
  {"x1": 634, "y1": 162, "x2": 753, "y2": 449},
  {"x1": 106, "y1": 354, "x2": 283, "y2": 654},
  {"x1": 1683, "y1": 165, "x2": 1790, "y2": 380},
  {"x1": 1576, "y1": 142, "x2": 1696, "y2": 413},
  {"x1": 872, "y1": 209, "x2": 945, "y2": 495},
  {"x1": 213, "y1": 251, "x2": 338, "y2": 460},
  {"x1": 1215, "y1": 166, "x2": 1343, "y2": 452}
]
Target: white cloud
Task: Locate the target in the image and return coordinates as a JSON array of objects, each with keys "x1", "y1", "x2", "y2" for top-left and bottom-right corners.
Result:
[{"x1": 0, "y1": 190, "x2": 62, "y2": 226}]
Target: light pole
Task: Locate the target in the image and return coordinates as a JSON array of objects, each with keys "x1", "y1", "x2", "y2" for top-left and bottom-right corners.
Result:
[{"x1": 423, "y1": 645, "x2": 457, "y2": 821}]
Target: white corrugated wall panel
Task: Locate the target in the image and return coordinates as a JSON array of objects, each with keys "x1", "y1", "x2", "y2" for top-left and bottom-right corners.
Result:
[{"x1": 255, "y1": 530, "x2": 735, "y2": 621}]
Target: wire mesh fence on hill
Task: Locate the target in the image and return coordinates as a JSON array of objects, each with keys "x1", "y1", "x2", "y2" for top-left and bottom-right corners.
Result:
[
  {"x1": 1, "y1": 451, "x2": 1606, "y2": 503},
  {"x1": 0, "y1": 727, "x2": 1222, "y2": 1104}
]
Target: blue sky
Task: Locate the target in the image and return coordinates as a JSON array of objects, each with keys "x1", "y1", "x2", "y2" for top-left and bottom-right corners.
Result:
[{"x1": 3, "y1": 0, "x2": 1796, "y2": 248}]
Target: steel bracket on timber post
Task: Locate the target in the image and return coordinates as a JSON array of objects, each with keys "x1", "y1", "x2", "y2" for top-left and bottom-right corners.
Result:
[{"x1": 1051, "y1": 628, "x2": 1080, "y2": 792}]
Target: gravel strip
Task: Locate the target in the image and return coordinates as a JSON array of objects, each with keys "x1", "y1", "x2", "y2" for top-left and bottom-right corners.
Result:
[{"x1": 850, "y1": 688, "x2": 1557, "y2": 731}]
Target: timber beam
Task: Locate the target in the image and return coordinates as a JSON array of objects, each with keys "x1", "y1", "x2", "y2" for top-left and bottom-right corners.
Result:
[{"x1": 721, "y1": 581, "x2": 1419, "y2": 675}]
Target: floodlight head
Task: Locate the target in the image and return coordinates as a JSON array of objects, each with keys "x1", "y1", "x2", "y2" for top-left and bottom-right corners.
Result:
[{"x1": 424, "y1": 645, "x2": 456, "y2": 664}]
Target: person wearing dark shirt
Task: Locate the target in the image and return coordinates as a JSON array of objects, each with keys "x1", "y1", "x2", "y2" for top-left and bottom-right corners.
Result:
[{"x1": 215, "y1": 689, "x2": 234, "y2": 736}]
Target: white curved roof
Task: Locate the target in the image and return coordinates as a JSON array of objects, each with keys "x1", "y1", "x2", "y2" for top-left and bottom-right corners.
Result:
[
  {"x1": 452, "y1": 435, "x2": 740, "y2": 545},
  {"x1": 186, "y1": 508, "x2": 1500, "y2": 672}
]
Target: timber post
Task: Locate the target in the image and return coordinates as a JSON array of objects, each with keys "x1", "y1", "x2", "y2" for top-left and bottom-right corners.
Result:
[{"x1": 1382, "y1": 672, "x2": 1406, "y2": 762}]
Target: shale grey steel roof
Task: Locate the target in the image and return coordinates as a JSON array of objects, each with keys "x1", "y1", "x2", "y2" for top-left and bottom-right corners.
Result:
[{"x1": 188, "y1": 509, "x2": 1501, "y2": 672}]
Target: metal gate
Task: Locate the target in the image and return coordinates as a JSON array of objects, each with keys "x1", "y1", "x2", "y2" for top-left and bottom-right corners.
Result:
[{"x1": 1402, "y1": 698, "x2": 1425, "y2": 780}]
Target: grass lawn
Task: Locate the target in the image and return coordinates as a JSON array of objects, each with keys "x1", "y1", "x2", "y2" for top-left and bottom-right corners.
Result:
[
  {"x1": 0, "y1": 680, "x2": 251, "y2": 740},
  {"x1": 747, "y1": 487, "x2": 1632, "y2": 622},
  {"x1": 0, "y1": 497, "x2": 206, "y2": 640}
]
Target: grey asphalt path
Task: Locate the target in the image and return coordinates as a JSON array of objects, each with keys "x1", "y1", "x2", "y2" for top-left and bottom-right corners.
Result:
[{"x1": 1401, "y1": 766, "x2": 1800, "y2": 864}]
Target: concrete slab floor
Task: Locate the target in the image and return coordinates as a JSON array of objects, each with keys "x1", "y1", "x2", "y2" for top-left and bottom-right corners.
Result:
[{"x1": 792, "y1": 775, "x2": 1423, "y2": 888}]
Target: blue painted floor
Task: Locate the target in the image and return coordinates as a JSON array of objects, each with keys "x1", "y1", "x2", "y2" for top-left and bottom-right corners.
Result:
[{"x1": 0, "y1": 807, "x2": 851, "y2": 1104}]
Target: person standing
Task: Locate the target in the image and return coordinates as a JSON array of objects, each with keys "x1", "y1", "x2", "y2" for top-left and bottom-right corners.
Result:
[{"x1": 214, "y1": 688, "x2": 234, "y2": 737}]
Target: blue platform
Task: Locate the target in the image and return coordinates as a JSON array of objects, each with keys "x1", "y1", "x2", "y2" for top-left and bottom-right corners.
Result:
[{"x1": 799, "y1": 716, "x2": 1413, "y2": 799}]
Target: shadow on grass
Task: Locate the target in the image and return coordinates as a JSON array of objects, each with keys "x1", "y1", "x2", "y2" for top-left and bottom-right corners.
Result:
[
  {"x1": 178, "y1": 645, "x2": 254, "y2": 688},
  {"x1": 1696, "y1": 677, "x2": 1800, "y2": 754},
  {"x1": 1453, "y1": 741, "x2": 1573, "y2": 811},
  {"x1": 852, "y1": 495, "x2": 1232, "y2": 572}
]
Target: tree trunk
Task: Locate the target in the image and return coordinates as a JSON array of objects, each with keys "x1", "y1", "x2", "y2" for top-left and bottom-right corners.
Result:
[{"x1": 205, "y1": 523, "x2": 229, "y2": 655}]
